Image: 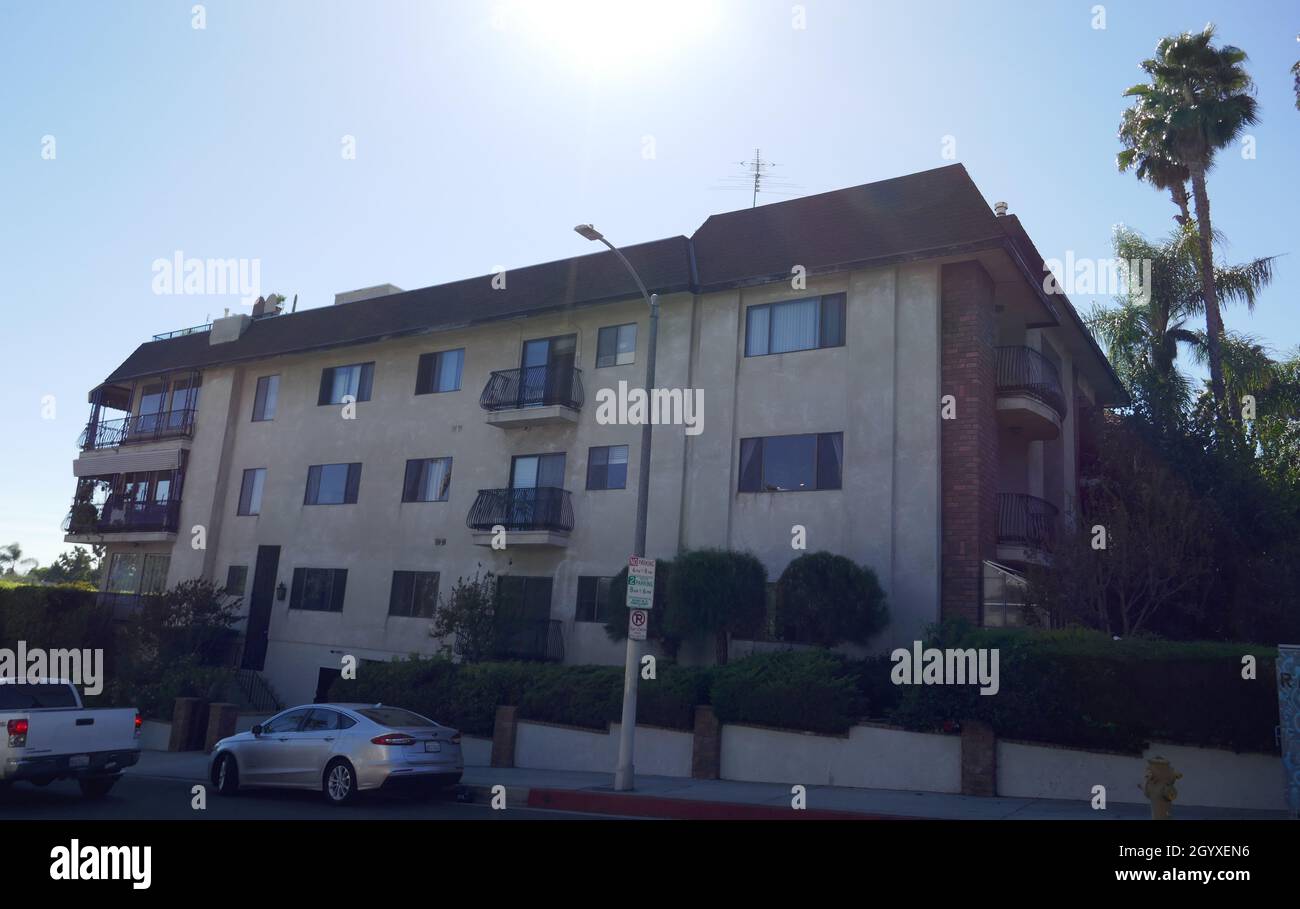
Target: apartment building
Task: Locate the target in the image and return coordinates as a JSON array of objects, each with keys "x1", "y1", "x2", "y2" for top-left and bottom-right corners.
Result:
[{"x1": 65, "y1": 165, "x2": 1127, "y2": 705}]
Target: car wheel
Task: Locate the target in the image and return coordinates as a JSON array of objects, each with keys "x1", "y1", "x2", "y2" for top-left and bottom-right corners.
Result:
[
  {"x1": 79, "y1": 776, "x2": 119, "y2": 800},
  {"x1": 213, "y1": 753, "x2": 240, "y2": 796},
  {"x1": 323, "y1": 759, "x2": 357, "y2": 806}
]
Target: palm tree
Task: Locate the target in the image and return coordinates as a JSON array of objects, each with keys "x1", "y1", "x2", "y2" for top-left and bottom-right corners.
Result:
[
  {"x1": 0, "y1": 542, "x2": 37, "y2": 577},
  {"x1": 1120, "y1": 25, "x2": 1259, "y2": 421},
  {"x1": 1089, "y1": 224, "x2": 1274, "y2": 432},
  {"x1": 1118, "y1": 108, "x2": 1191, "y2": 224}
]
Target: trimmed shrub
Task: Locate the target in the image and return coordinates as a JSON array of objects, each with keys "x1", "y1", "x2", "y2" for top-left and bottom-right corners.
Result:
[
  {"x1": 602, "y1": 560, "x2": 679, "y2": 656},
  {"x1": 774, "y1": 551, "x2": 888, "y2": 645},
  {"x1": 709, "y1": 650, "x2": 862, "y2": 735},
  {"x1": 666, "y1": 549, "x2": 767, "y2": 663}
]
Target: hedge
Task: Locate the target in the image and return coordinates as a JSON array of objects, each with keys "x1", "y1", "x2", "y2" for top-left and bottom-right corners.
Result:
[{"x1": 329, "y1": 631, "x2": 1281, "y2": 754}]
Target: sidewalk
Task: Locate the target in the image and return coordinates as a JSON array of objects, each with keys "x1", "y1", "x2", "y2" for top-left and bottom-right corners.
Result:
[{"x1": 125, "y1": 751, "x2": 1286, "y2": 820}]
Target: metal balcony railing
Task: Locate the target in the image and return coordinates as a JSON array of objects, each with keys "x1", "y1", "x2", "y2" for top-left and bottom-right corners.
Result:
[
  {"x1": 996, "y1": 346, "x2": 1067, "y2": 418},
  {"x1": 64, "y1": 496, "x2": 182, "y2": 535},
  {"x1": 466, "y1": 487, "x2": 575, "y2": 533},
  {"x1": 79, "y1": 409, "x2": 196, "y2": 450},
  {"x1": 152, "y1": 323, "x2": 212, "y2": 341},
  {"x1": 996, "y1": 493, "x2": 1058, "y2": 552},
  {"x1": 479, "y1": 365, "x2": 584, "y2": 411}
]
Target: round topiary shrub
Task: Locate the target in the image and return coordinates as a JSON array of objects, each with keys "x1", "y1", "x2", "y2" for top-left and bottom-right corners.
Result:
[{"x1": 774, "y1": 551, "x2": 888, "y2": 646}]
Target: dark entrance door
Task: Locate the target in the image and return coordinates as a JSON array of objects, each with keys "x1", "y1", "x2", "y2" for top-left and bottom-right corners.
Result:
[{"x1": 242, "y1": 545, "x2": 280, "y2": 671}]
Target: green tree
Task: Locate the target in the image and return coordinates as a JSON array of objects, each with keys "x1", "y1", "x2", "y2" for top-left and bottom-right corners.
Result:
[
  {"x1": 602, "y1": 559, "x2": 679, "y2": 657},
  {"x1": 664, "y1": 549, "x2": 767, "y2": 664},
  {"x1": 30, "y1": 547, "x2": 102, "y2": 586},
  {"x1": 774, "y1": 551, "x2": 888, "y2": 646},
  {"x1": 1119, "y1": 25, "x2": 1259, "y2": 420},
  {"x1": 431, "y1": 569, "x2": 498, "y2": 663},
  {"x1": 0, "y1": 542, "x2": 37, "y2": 577}
]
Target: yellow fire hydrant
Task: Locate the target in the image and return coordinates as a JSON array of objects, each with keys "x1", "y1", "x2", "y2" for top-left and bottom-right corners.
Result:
[{"x1": 1140, "y1": 757, "x2": 1181, "y2": 820}]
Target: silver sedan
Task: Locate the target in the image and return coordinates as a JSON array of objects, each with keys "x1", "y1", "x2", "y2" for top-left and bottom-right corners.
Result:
[{"x1": 209, "y1": 703, "x2": 463, "y2": 805}]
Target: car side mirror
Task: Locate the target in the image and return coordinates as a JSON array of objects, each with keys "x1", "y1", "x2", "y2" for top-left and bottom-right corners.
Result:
[{"x1": 251, "y1": 724, "x2": 263, "y2": 736}]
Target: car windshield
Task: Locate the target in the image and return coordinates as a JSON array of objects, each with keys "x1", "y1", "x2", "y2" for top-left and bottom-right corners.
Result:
[
  {"x1": 356, "y1": 707, "x2": 436, "y2": 728},
  {"x1": 0, "y1": 683, "x2": 79, "y2": 710}
]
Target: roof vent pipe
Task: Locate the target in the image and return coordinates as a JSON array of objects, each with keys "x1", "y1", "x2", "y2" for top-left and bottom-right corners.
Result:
[{"x1": 993, "y1": 201, "x2": 1009, "y2": 217}]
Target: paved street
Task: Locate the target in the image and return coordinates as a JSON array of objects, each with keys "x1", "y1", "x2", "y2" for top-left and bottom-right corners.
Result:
[{"x1": 0, "y1": 774, "x2": 614, "y2": 820}]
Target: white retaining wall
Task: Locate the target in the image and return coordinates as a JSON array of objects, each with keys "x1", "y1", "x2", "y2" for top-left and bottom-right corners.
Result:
[
  {"x1": 997, "y1": 739, "x2": 1285, "y2": 811},
  {"x1": 513, "y1": 720, "x2": 693, "y2": 778}
]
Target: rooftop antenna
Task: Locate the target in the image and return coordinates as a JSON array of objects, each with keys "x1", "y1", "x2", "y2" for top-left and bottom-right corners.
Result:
[
  {"x1": 708, "y1": 148, "x2": 802, "y2": 207},
  {"x1": 290, "y1": 293, "x2": 298, "y2": 313}
]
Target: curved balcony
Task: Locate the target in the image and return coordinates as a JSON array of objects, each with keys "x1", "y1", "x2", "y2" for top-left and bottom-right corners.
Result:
[
  {"x1": 79, "y1": 409, "x2": 196, "y2": 451},
  {"x1": 996, "y1": 492, "x2": 1057, "y2": 566},
  {"x1": 996, "y1": 347, "x2": 1065, "y2": 440},
  {"x1": 467, "y1": 487, "x2": 573, "y2": 547},
  {"x1": 480, "y1": 365, "x2": 583, "y2": 428}
]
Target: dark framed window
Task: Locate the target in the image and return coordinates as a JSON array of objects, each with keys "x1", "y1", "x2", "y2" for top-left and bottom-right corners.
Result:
[
  {"x1": 252, "y1": 374, "x2": 279, "y2": 421},
  {"x1": 415, "y1": 349, "x2": 464, "y2": 395},
  {"x1": 388, "y1": 570, "x2": 440, "y2": 618},
  {"x1": 586, "y1": 445, "x2": 629, "y2": 490},
  {"x1": 575, "y1": 576, "x2": 616, "y2": 623},
  {"x1": 237, "y1": 468, "x2": 266, "y2": 515},
  {"x1": 401, "y1": 458, "x2": 452, "y2": 502},
  {"x1": 289, "y1": 567, "x2": 348, "y2": 612},
  {"x1": 738, "y1": 432, "x2": 843, "y2": 492},
  {"x1": 225, "y1": 565, "x2": 249, "y2": 597},
  {"x1": 744, "y1": 293, "x2": 846, "y2": 357},
  {"x1": 305, "y1": 463, "x2": 362, "y2": 505},
  {"x1": 318, "y1": 362, "x2": 374, "y2": 405},
  {"x1": 596, "y1": 323, "x2": 637, "y2": 368}
]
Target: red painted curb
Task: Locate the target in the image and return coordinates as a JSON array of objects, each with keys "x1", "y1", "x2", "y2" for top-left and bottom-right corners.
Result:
[{"x1": 525, "y1": 788, "x2": 920, "y2": 820}]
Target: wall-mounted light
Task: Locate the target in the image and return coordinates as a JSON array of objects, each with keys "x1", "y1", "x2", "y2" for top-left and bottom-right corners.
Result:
[{"x1": 276, "y1": 582, "x2": 287, "y2": 602}]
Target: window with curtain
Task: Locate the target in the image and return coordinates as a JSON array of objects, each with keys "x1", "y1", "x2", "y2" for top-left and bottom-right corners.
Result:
[
  {"x1": 415, "y1": 349, "x2": 464, "y2": 394},
  {"x1": 596, "y1": 324, "x2": 637, "y2": 367},
  {"x1": 738, "y1": 432, "x2": 843, "y2": 492},
  {"x1": 305, "y1": 463, "x2": 362, "y2": 505},
  {"x1": 401, "y1": 457, "x2": 452, "y2": 502},
  {"x1": 744, "y1": 293, "x2": 847, "y2": 356},
  {"x1": 586, "y1": 445, "x2": 628, "y2": 490},
  {"x1": 252, "y1": 375, "x2": 279, "y2": 421},
  {"x1": 237, "y1": 468, "x2": 266, "y2": 515},
  {"x1": 318, "y1": 362, "x2": 374, "y2": 405}
]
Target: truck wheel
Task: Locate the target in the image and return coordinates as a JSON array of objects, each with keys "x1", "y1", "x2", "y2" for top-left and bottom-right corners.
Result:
[
  {"x1": 79, "y1": 777, "x2": 119, "y2": 800},
  {"x1": 323, "y1": 759, "x2": 357, "y2": 806},
  {"x1": 212, "y1": 753, "x2": 241, "y2": 796}
]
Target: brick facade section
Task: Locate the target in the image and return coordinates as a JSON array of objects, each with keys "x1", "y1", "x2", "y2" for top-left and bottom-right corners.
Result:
[
  {"x1": 940, "y1": 260, "x2": 999, "y2": 624},
  {"x1": 691, "y1": 705, "x2": 721, "y2": 780},
  {"x1": 491, "y1": 705, "x2": 519, "y2": 768}
]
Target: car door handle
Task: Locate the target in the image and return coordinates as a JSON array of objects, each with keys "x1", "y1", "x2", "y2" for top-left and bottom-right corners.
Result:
[{"x1": 323, "y1": 737, "x2": 335, "y2": 742}]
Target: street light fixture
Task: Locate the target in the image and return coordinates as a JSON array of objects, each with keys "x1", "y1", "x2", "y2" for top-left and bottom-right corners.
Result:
[{"x1": 574, "y1": 223, "x2": 659, "y2": 792}]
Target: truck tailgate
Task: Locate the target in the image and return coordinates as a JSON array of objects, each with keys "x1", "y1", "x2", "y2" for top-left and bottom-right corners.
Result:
[{"x1": 22, "y1": 709, "x2": 139, "y2": 757}]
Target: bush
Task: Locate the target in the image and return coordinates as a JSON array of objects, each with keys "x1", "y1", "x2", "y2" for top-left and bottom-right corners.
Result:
[
  {"x1": 710, "y1": 650, "x2": 862, "y2": 735},
  {"x1": 666, "y1": 549, "x2": 767, "y2": 664},
  {"x1": 603, "y1": 560, "x2": 679, "y2": 656},
  {"x1": 775, "y1": 551, "x2": 889, "y2": 645},
  {"x1": 885, "y1": 624, "x2": 1279, "y2": 754}
]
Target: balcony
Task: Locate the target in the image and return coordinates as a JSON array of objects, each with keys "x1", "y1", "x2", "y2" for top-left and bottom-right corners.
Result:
[
  {"x1": 64, "y1": 496, "x2": 181, "y2": 542},
  {"x1": 480, "y1": 365, "x2": 584, "y2": 428},
  {"x1": 996, "y1": 492, "x2": 1057, "y2": 566},
  {"x1": 995, "y1": 346, "x2": 1066, "y2": 440},
  {"x1": 79, "y1": 409, "x2": 196, "y2": 451},
  {"x1": 467, "y1": 487, "x2": 573, "y2": 547}
]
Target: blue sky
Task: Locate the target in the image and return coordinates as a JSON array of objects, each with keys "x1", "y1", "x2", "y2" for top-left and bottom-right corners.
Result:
[{"x1": 1, "y1": 0, "x2": 1296, "y2": 567}]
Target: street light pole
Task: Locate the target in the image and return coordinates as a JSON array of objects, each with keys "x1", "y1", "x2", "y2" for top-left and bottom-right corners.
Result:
[{"x1": 575, "y1": 224, "x2": 658, "y2": 791}]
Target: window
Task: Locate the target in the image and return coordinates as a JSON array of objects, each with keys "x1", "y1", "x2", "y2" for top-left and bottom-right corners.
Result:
[
  {"x1": 262, "y1": 708, "x2": 310, "y2": 734},
  {"x1": 289, "y1": 567, "x2": 348, "y2": 612},
  {"x1": 401, "y1": 458, "x2": 452, "y2": 503},
  {"x1": 575, "y1": 576, "x2": 617, "y2": 623},
  {"x1": 356, "y1": 707, "x2": 435, "y2": 727},
  {"x1": 586, "y1": 445, "x2": 629, "y2": 490},
  {"x1": 141, "y1": 554, "x2": 170, "y2": 595},
  {"x1": 744, "y1": 293, "x2": 846, "y2": 356},
  {"x1": 388, "y1": 570, "x2": 440, "y2": 618},
  {"x1": 738, "y1": 432, "x2": 843, "y2": 492},
  {"x1": 415, "y1": 349, "x2": 464, "y2": 394},
  {"x1": 226, "y1": 565, "x2": 248, "y2": 597},
  {"x1": 304, "y1": 463, "x2": 361, "y2": 505},
  {"x1": 317, "y1": 362, "x2": 374, "y2": 405},
  {"x1": 596, "y1": 323, "x2": 637, "y2": 367},
  {"x1": 238, "y1": 468, "x2": 266, "y2": 515},
  {"x1": 252, "y1": 375, "x2": 279, "y2": 421},
  {"x1": 106, "y1": 553, "x2": 141, "y2": 593},
  {"x1": 302, "y1": 709, "x2": 345, "y2": 731}
]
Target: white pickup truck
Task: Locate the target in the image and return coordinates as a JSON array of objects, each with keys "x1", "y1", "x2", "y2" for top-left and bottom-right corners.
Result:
[{"x1": 0, "y1": 679, "x2": 141, "y2": 798}]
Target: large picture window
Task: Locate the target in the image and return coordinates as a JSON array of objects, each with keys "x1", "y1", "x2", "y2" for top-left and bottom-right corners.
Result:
[
  {"x1": 744, "y1": 293, "x2": 846, "y2": 357},
  {"x1": 738, "y1": 432, "x2": 843, "y2": 492}
]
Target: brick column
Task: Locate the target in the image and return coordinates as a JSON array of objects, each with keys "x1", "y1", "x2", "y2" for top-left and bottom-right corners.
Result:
[
  {"x1": 961, "y1": 719, "x2": 997, "y2": 796},
  {"x1": 691, "y1": 706, "x2": 721, "y2": 780},
  {"x1": 940, "y1": 260, "x2": 999, "y2": 624},
  {"x1": 491, "y1": 705, "x2": 518, "y2": 768},
  {"x1": 203, "y1": 702, "x2": 239, "y2": 753},
  {"x1": 167, "y1": 697, "x2": 203, "y2": 752}
]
